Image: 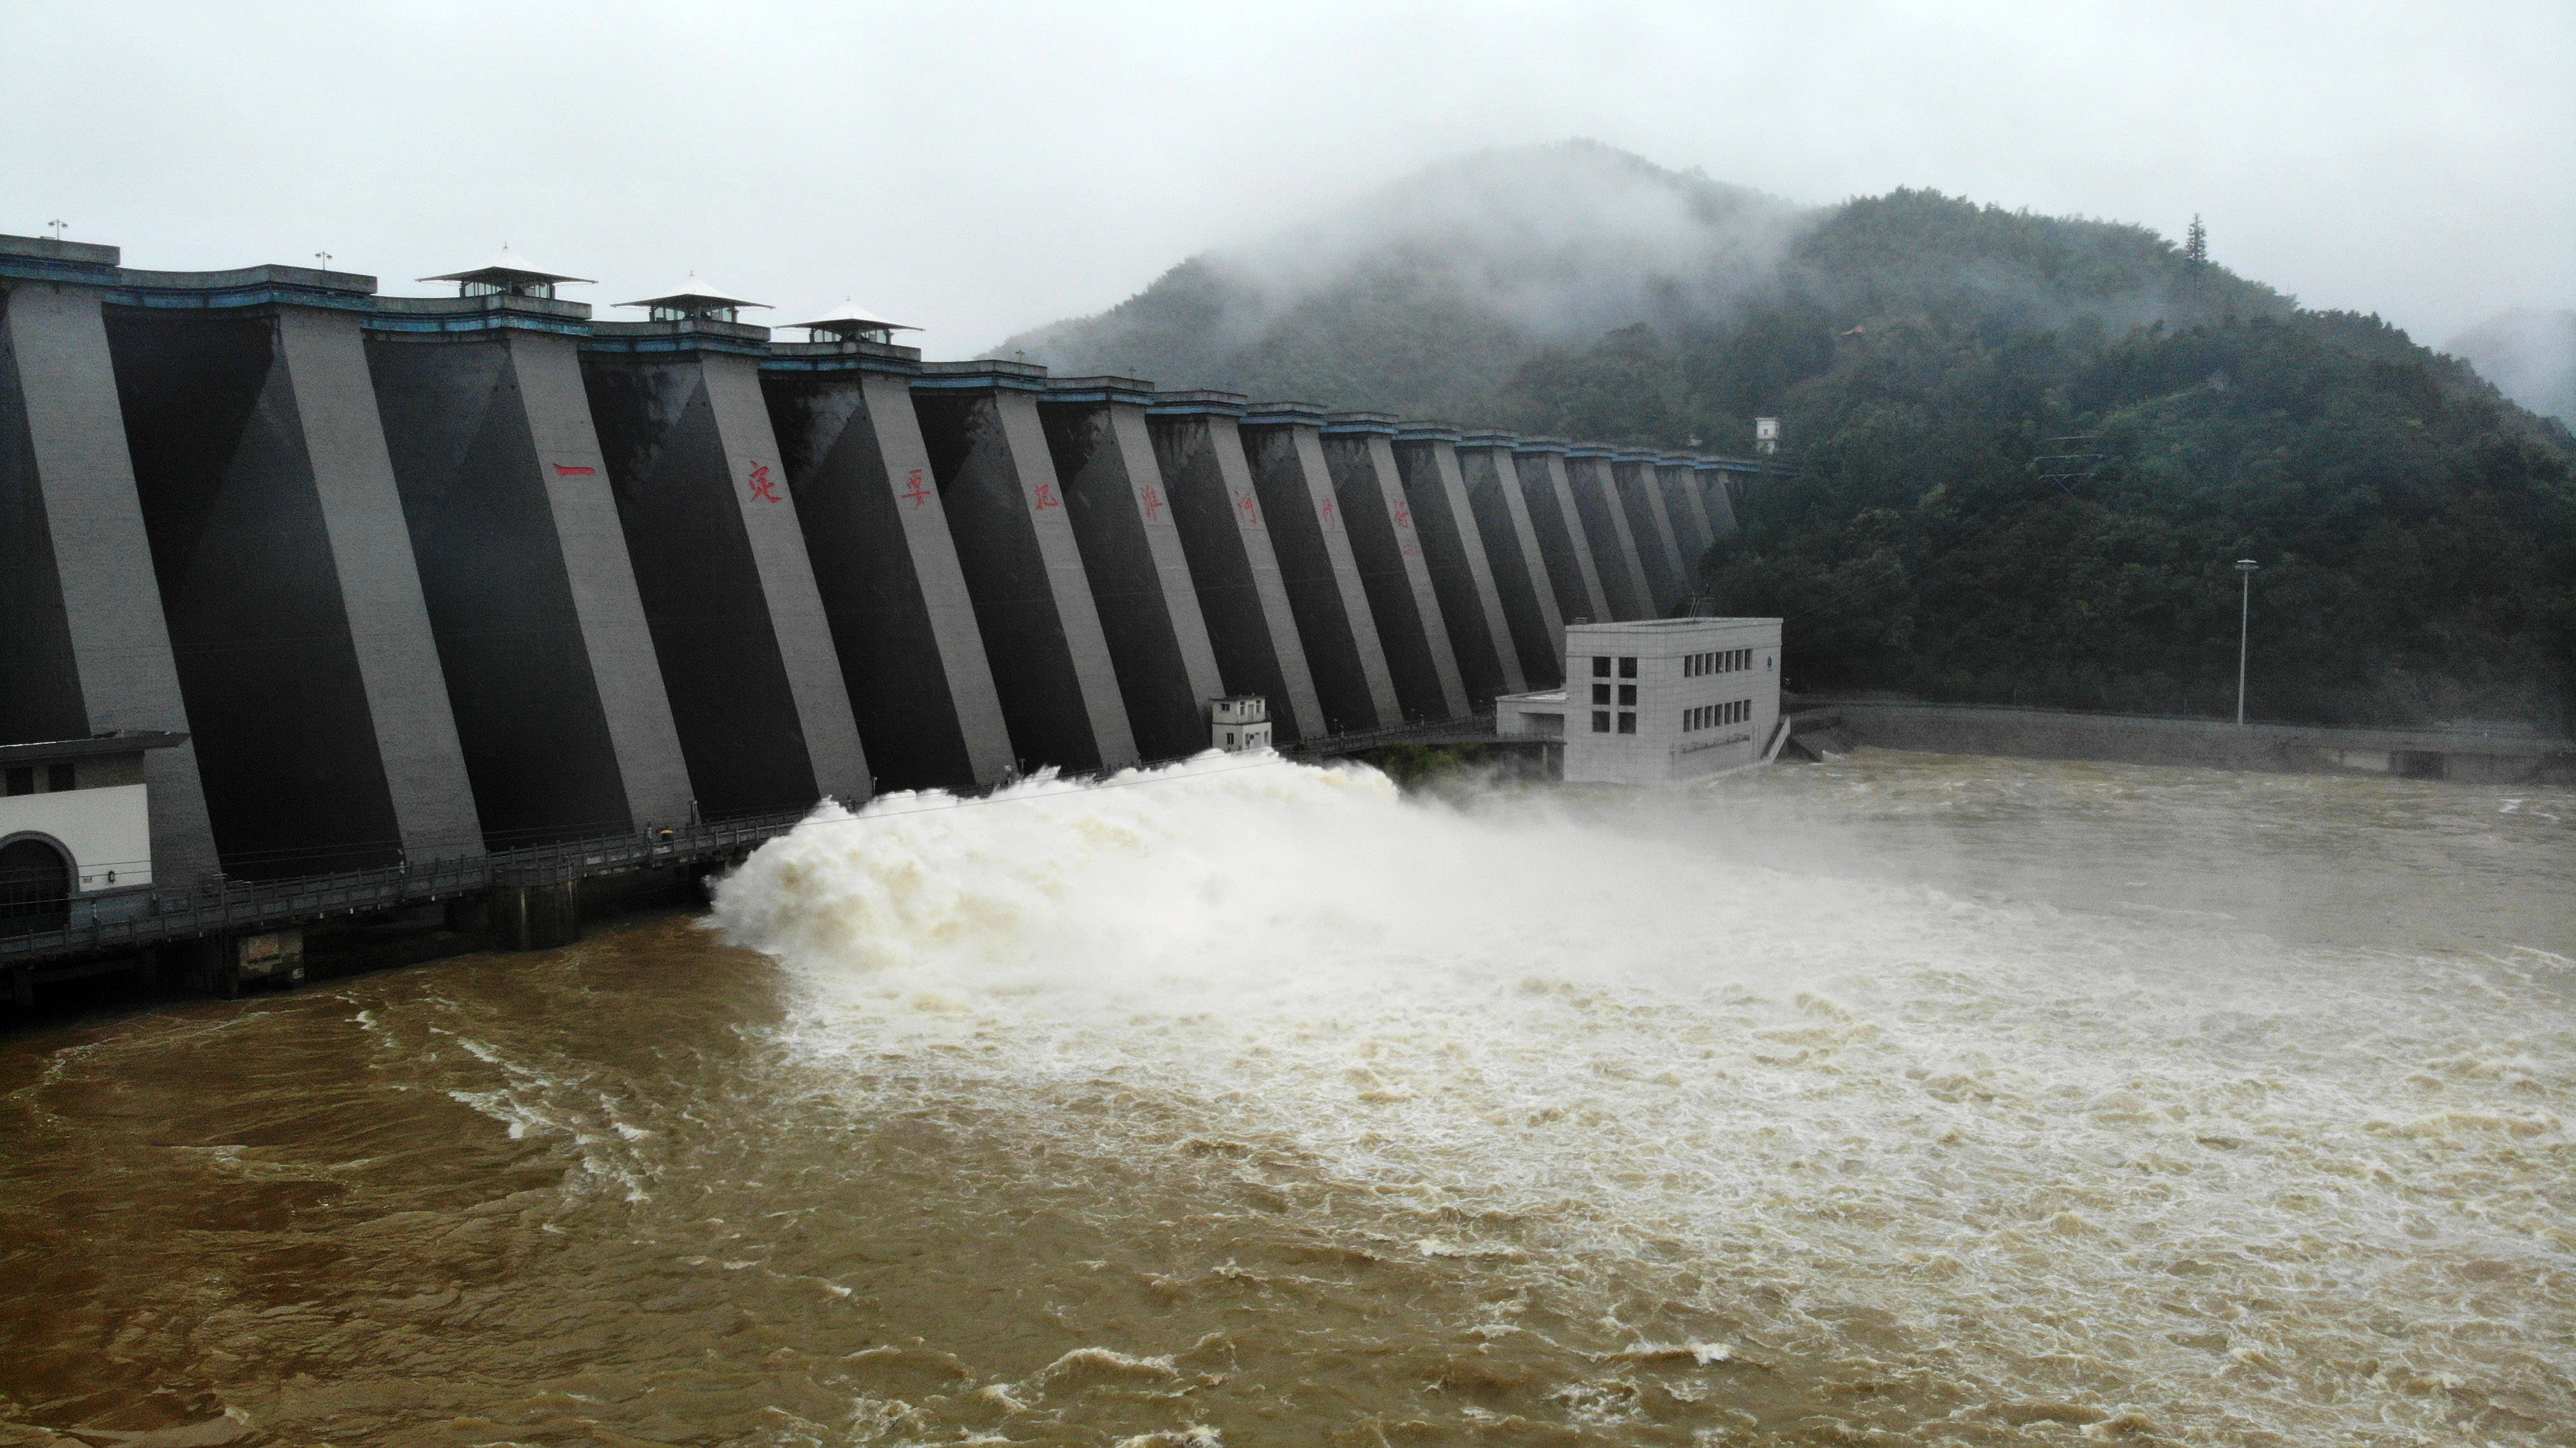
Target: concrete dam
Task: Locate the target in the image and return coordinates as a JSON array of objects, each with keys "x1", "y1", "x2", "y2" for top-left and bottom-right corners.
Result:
[{"x1": 0, "y1": 232, "x2": 1762, "y2": 975}]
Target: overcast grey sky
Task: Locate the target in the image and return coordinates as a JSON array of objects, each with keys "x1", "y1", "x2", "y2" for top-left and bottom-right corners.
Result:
[{"x1": 6, "y1": 1, "x2": 2568, "y2": 357}]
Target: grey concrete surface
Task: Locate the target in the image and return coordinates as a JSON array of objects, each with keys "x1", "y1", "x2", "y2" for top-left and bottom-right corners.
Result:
[
  {"x1": 1611, "y1": 453, "x2": 1688, "y2": 613},
  {"x1": 1512, "y1": 443, "x2": 1611, "y2": 628},
  {"x1": 1322, "y1": 417, "x2": 1470, "y2": 721},
  {"x1": 103, "y1": 299, "x2": 482, "y2": 876},
  {"x1": 1146, "y1": 394, "x2": 1325, "y2": 744},
  {"x1": 697, "y1": 352, "x2": 871, "y2": 803},
  {"x1": 366, "y1": 319, "x2": 694, "y2": 846},
  {"x1": 1038, "y1": 380, "x2": 1227, "y2": 761},
  {"x1": 1392, "y1": 427, "x2": 1524, "y2": 704},
  {"x1": 763, "y1": 349, "x2": 1015, "y2": 791},
  {"x1": 276, "y1": 308, "x2": 488, "y2": 862},
  {"x1": 0, "y1": 281, "x2": 220, "y2": 885},
  {"x1": 580, "y1": 332, "x2": 864, "y2": 818},
  {"x1": 1456, "y1": 434, "x2": 1564, "y2": 687},
  {"x1": 1657, "y1": 458, "x2": 1715, "y2": 565},
  {"x1": 1696, "y1": 462, "x2": 1741, "y2": 537},
  {"x1": 1562, "y1": 450, "x2": 1653, "y2": 620},
  {"x1": 1237, "y1": 405, "x2": 1403, "y2": 735},
  {"x1": 909, "y1": 366, "x2": 1137, "y2": 773}
]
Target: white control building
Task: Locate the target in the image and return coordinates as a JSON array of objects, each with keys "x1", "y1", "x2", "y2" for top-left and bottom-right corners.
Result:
[
  {"x1": 1494, "y1": 618, "x2": 1783, "y2": 785},
  {"x1": 1, "y1": 732, "x2": 187, "y2": 936},
  {"x1": 1209, "y1": 695, "x2": 1273, "y2": 753}
]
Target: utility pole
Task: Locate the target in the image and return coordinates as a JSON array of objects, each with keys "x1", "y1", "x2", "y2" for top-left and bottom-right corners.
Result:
[{"x1": 2235, "y1": 558, "x2": 2259, "y2": 724}]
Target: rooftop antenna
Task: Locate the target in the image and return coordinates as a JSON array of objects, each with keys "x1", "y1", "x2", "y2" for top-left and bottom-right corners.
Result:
[{"x1": 45, "y1": 220, "x2": 67, "y2": 240}]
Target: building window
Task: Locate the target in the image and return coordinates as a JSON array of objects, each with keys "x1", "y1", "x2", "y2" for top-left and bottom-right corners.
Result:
[
  {"x1": 1591, "y1": 710, "x2": 1610, "y2": 733},
  {"x1": 1591, "y1": 683, "x2": 1610, "y2": 705},
  {"x1": 46, "y1": 764, "x2": 73, "y2": 792},
  {"x1": 1617, "y1": 712, "x2": 1636, "y2": 734},
  {"x1": 1618, "y1": 657, "x2": 1637, "y2": 678},
  {"x1": 1593, "y1": 657, "x2": 1611, "y2": 678},
  {"x1": 3, "y1": 768, "x2": 29, "y2": 797},
  {"x1": 1617, "y1": 685, "x2": 1635, "y2": 706}
]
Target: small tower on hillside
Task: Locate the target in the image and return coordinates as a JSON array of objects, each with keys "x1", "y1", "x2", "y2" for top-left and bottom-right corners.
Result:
[
  {"x1": 789, "y1": 299, "x2": 921, "y2": 345},
  {"x1": 2185, "y1": 215, "x2": 2208, "y2": 269},
  {"x1": 618, "y1": 276, "x2": 768, "y2": 324},
  {"x1": 420, "y1": 245, "x2": 593, "y2": 299}
]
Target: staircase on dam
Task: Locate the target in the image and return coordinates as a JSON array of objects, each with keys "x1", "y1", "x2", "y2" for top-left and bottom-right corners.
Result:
[{"x1": 0, "y1": 231, "x2": 1769, "y2": 979}]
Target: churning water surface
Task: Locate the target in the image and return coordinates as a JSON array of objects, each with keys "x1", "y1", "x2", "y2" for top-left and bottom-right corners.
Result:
[{"x1": 1, "y1": 750, "x2": 2569, "y2": 1447}]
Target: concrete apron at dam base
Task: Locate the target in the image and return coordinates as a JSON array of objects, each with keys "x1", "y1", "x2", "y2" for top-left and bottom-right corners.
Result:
[{"x1": 1783, "y1": 699, "x2": 2576, "y2": 785}]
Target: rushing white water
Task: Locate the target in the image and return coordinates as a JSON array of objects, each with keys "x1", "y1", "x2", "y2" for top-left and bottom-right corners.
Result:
[{"x1": 712, "y1": 751, "x2": 2574, "y2": 1445}]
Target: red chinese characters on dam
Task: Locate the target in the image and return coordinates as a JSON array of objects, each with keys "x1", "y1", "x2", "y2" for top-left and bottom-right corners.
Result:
[
  {"x1": 901, "y1": 468, "x2": 933, "y2": 510},
  {"x1": 1033, "y1": 481, "x2": 1061, "y2": 511},
  {"x1": 551, "y1": 462, "x2": 598, "y2": 477},
  {"x1": 746, "y1": 462, "x2": 780, "y2": 504},
  {"x1": 1139, "y1": 485, "x2": 1165, "y2": 521},
  {"x1": 1318, "y1": 497, "x2": 1338, "y2": 530},
  {"x1": 1235, "y1": 491, "x2": 1259, "y2": 525}
]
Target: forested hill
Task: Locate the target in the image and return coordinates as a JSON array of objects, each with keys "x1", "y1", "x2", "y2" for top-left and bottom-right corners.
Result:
[{"x1": 1007, "y1": 145, "x2": 2576, "y2": 730}]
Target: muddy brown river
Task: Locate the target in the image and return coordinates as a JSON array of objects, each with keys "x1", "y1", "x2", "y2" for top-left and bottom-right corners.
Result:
[{"x1": 3, "y1": 751, "x2": 2570, "y2": 1446}]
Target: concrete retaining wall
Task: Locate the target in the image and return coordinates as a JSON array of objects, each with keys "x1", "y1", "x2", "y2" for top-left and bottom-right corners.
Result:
[
  {"x1": 1804, "y1": 702, "x2": 2576, "y2": 785},
  {"x1": 1038, "y1": 384, "x2": 1226, "y2": 761},
  {"x1": 1238, "y1": 409, "x2": 1402, "y2": 735},
  {"x1": 1457, "y1": 438, "x2": 1564, "y2": 687},
  {"x1": 909, "y1": 370, "x2": 1137, "y2": 774},
  {"x1": 1148, "y1": 398, "x2": 1326, "y2": 744},
  {"x1": 762, "y1": 355, "x2": 1014, "y2": 791},
  {"x1": 1322, "y1": 420, "x2": 1468, "y2": 721},
  {"x1": 1392, "y1": 431, "x2": 1524, "y2": 705},
  {"x1": 1563, "y1": 452, "x2": 1651, "y2": 620}
]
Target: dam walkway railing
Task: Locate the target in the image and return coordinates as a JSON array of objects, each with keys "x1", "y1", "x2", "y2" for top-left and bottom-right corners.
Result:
[{"x1": 0, "y1": 809, "x2": 809, "y2": 968}]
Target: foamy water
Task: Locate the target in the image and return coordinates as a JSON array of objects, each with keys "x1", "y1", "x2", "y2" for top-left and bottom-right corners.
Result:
[
  {"x1": 714, "y1": 751, "x2": 2576, "y2": 1444},
  {"x1": 2, "y1": 750, "x2": 2566, "y2": 1445}
]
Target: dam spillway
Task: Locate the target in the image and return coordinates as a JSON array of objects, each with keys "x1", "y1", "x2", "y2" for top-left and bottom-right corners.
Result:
[{"x1": 0, "y1": 231, "x2": 1769, "y2": 970}]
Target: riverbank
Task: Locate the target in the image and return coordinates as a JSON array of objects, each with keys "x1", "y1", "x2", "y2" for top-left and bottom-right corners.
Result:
[{"x1": 1785, "y1": 699, "x2": 2576, "y2": 784}]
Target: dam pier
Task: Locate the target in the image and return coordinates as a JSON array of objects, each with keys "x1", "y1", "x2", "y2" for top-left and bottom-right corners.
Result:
[{"x1": 1, "y1": 232, "x2": 1762, "y2": 991}]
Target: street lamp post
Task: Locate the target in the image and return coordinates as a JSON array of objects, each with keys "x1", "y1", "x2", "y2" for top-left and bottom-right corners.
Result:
[{"x1": 2234, "y1": 559, "x2": 2260, "y2": 725}]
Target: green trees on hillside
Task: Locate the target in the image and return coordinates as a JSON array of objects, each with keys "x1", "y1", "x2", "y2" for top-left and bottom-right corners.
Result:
[
  {"x1": 1479, "y1": 191, "x2": 2575, "y2": 729},
  {"x1": 1694, "y1": 316, "x2": 2575, "y2": 727}
]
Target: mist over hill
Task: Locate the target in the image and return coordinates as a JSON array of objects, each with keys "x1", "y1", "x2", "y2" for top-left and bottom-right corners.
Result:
[
  {"x1": 1009, "y1": 142, "x2": 2575, "y2": 729},
  {"x1": 1002, "y1": 141, "x2": 2304, "y2": 429},
  {"x1": 2446, "y1": 309, "x2": 2576, "y2": 426},
  {"x1": 1000, "y1": 141, "x2": 1806, "y2": 419}
]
